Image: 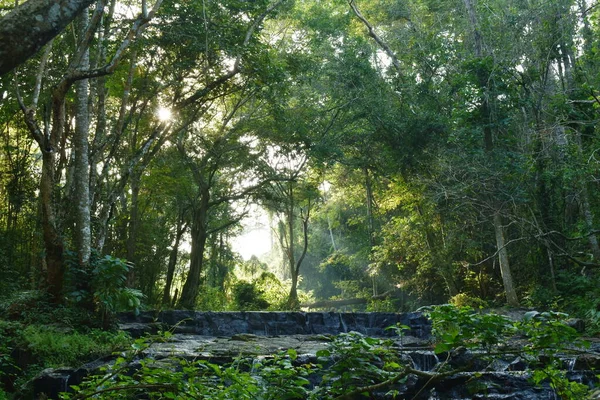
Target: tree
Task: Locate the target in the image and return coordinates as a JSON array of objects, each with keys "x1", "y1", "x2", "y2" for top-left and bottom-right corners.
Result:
[
  {"x1": 263, "y1": 150, "x2": 319, "y2": 308},
  {"x1": 176, "y1": 93, "x2": 276, "y2": 309},
  {"x1": 462, "y1": 0, "x2": 518, "y2": 306},
  {"x1": 14, "y1": 0, "x2": 163, "y2": 301}
]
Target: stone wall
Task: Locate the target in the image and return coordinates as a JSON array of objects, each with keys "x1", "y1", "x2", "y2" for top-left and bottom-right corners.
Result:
[{"x1": 119, "y1": 311, "x2": 431, "y2": 338}]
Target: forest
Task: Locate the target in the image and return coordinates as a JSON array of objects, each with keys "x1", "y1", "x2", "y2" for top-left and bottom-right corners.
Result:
[
  {"x1": 2, "y1": 0, "x2": 600, "y2": 318},
  {"x1": 2, "y1": 0, "x2": 600, "y2": 397},
  {"x1": 2, "y1": 0, "x2": 600, "y2": 316}
]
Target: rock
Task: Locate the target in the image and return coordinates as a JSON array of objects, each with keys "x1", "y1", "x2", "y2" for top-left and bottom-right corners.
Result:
[
  {"x1": 566, "y1": 318, "x2": 585, "y2": 333},
  {"x1": 119, "y1": 310, "x2": 432, "y2": 338},
  {"x1": 508, "y1": 357, "x2": 529, "y2": 371},
  {"x1": 32, "y1": 367, "x2": 86, "y2": 399},
  {"x1": 230, "y1": 333, "x2": 259, "y2": 342},
  {"x1": 574, "y1": 353, "x2": 600, "y2": 371},
  {"x1": 427, "y1": 371, "x2": 555, "y2": 400},
  {"x1": 408, "y1": 350, "x2": 439, "y2": 371},
  {"x1": 34, "y1": 311, "x2": 600, "y2": 400},
  {"x1": 117, "y1": 322, "x2": 159, "y2": 337},
  {"x1": 522, "y1": 310, "x2": 540, "y2": 321}
]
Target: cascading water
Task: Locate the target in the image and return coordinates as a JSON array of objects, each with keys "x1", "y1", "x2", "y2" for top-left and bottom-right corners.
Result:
[{"x1": 409, "y1": 350, "x2": 439, "y2": 371}]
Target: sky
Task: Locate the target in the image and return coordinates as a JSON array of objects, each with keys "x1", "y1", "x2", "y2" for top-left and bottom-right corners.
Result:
[{"x1": 230, "y1": 206, "x2": 272, "y2": 260}]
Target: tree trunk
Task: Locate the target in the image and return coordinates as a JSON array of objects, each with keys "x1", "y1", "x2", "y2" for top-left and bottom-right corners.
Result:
[
  {"x1": 419, "y1": 206, "x2": 458, "y2": 297},
  {"x1": 162, "y1": 216, "x2": 186, "y2": 305},
  {"x1": 364, "y1": 166, "x2": 379, "y2": 296},
  {"x1": 579, "y1": 186, "x2": 600, "y2": 262},
  {"x1": 285, "y1": 181, "x2": 299, "y2": 308},
  {"x1": 126, "y1": 173, "x2": 140, "y2": 285},
  {"x1": 572, "y1": 132, "x2": 600, "y2": 263},
  {"x1": 74, "y1": 11, "x2": 91, "y2": 267},
  {"x1": 327, "y1": 217, "x2": 337, "y2": 251},
  {"x1": 364, "y1": 166, "x2": 376, "y2": 249},
  {"x1": 464, "y1": 0, "x2": 519, "y2": 306},
  {"x1": 40, "y1": 151, "x2": 65, "y2": 302},
  {"x1": 179, "y1": 189, "x2": 210, "y2": 309},
  {"x1": 493, "y1": 212, "x2": 519, "y2": 306}
]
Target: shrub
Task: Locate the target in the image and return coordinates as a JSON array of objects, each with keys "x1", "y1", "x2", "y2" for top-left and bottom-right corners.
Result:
[
  {"x1": 450, "y1": 292, "x2": 488, "y2": 308},
  {"x1": 19, "y1": 326, "x2": 131, "y2": 368},
  {"x1": 0, "y1": 291, "x2": 51, "y2": 322},
  {"x1": 231, "y1": 281, "x2": 270, "y2": 310},
  {"x1": 425, "y1": 304, "x2": 513, "y2": 353},
  {"x1": 67, "y1": 253, "x2": 144, "y2": 328}
]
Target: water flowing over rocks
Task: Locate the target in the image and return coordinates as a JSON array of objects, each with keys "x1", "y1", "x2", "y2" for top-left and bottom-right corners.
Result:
[
  {"x1": 118, "y1": 310, "x2": 432, "y2": 338},
  {"x1": 31, "y1": 311, "x2": 600, "y2": 399}
]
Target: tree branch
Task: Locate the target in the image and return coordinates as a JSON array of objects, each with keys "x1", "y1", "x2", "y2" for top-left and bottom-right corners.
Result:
[
  {"x1": 348, "y1": 0, "x2": 402, "y2": 73},
  {"x1": 332, "y1": 366, "x2": 461, "y2": 400},
  {"x1": 177, "y1": 0, "x2": 287, "y2": 109},
  {"x1": 0, "y1": 0, "x2": 96, "y2": 75}
]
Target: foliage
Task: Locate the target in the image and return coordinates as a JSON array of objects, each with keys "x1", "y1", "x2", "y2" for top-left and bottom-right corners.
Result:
[
  {"x1": 516, "y1": 311, "x2": 584, "y2": 355},
  {"x1": 427, "y1": 305, "x2": 593, "y2": 399},
  {"x1": 67, "y1": 252, "x2": 144, "y2": 327},
  {"x1": 57, "y1": 330, "x2": 408, "y2": 400},
  {"x1": 313, "y1": 332, "x2": 404, "y2": 398},
  {"x1": 517, "y1": 311, "x2": 592, "y2": 400},
  {"x1": 367, "y1": 298, "x2": 398, "y2": 312},
  {"x1": 0, "y1": 320, "x2": 21, "y2": 392},
  {"x1": 3, "y1": 0, "x2": 600, "y2": 360},
  {"x1": 450, "y1": 293, "x2": 488, "y2": 309},
  {"x1": 0, "y1": 290, "x2": 52, "y2": 322},
  {"x1": 59, "y1": 340, "x2": 311, "y2": 399},
  {"x1": 426, "y1": 304, "x2": 514, "y2": 353},
  {"x1": 0, "y1": 307, "x2": 586, "y2": 399},
  {"x1": 0, "y1": 318, "x2": 131, "y2": 396},
  {"x1": 91, "y1": 255, "x2": 144, "y2": 318},
  {"x1": 18, "y1": 326, "x2": 131, "y2": 368},
  {"x1": 231, "y1": 280, "x2": 270, "y2": 311},
  {"x1": 196, "y1": 285, "x2": 229, "y2": 311},
  {"x1": 253, "y1": 271, "x2": 294, "y2": 310},
  {"x1": 531, "y1": 362, "x2": 590, "y2": 400}
]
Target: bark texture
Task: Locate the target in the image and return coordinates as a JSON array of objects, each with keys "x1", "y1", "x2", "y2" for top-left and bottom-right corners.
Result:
[
  {"x1": 74, "y1": 12, "x2": 91, "y2": 266},
  {"x1": 494, "y1": 212, "x2": 519, "y2": 306},
  {"x1": 0, "y1": 0, "x2": 95, "y2": 75}
]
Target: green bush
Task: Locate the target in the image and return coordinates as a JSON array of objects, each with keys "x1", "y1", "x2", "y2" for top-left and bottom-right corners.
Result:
[
  {"x1": 196, "y1": 285, "x2": 229, "y2": 311},
  {"x1": 254, "y1": 272, "x2": 291, "y2": 309},
  {"x1": 0, "y1": 290, "x2": 52, "y2": 322},
  {"x1": 58, "y1": 331, "x2": 404, "y2": 399},
  {"x1": 425, "y1": 304, "x2": 513, "y2": 353},
  {"x1": 450, "y1": 292, "x2": 488, "y2": 309},
  {"x1": 19, "y1": 325, "x2": 130, "y2": 368},
  {"x1": 231, "y1": 281, "x2": 270, "y2": 310},
  {"x1": 67, "y1": 253, "x2": 144, "y2": 328},
  {"x1": 313, "y1": 332, "x2": 403, "y2": 398}
]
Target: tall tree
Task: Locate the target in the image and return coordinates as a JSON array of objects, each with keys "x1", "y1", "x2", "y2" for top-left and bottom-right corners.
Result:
[
  {"x1": 15, "y1": 0, "x2": 163, "y2": 301},
  {"x1": 463, "y1": 0, "x2": 518, "y2": 306}
]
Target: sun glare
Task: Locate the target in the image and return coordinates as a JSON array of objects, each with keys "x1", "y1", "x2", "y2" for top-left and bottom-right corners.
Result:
[{"x1": 157, "y1": 107, "x2": 172, "y2": 122}]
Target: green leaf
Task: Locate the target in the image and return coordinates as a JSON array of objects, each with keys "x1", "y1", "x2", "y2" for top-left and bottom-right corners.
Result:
[
  {"x1": 316, "y1": 349, "x2": 331, "y2": 358},
  {"x1": 287, "y1": 348, "x2": 298, "y2": 360},
  {"x1": 434, "y1": 342, "x2": 451, "y2": 354}
]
